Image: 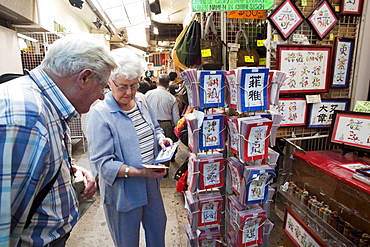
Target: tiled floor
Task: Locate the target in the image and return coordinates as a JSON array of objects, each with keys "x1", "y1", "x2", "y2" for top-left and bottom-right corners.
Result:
[{"x1": 66, "y1": 141, "x2": 284, "y2": 246}]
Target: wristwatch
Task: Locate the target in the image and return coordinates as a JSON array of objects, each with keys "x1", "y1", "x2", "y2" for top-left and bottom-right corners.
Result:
[{"x1": 124, "y1": 166, "x2": 130, "y2": 178}]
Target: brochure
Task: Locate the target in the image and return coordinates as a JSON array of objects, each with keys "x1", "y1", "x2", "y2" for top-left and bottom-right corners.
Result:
[{"x1": 153, "y1": 141, "x2": 179, "y2": 163}]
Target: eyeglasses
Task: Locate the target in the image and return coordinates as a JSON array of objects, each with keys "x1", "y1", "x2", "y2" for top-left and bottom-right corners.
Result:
[{"x1": 111, "y1": 80, "x2": 139, "y2": 92}]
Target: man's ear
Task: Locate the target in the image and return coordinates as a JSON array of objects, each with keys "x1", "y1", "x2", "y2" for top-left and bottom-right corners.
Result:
[{"x1": 77, "y1": 69, "x2": 94, "y2": 87}]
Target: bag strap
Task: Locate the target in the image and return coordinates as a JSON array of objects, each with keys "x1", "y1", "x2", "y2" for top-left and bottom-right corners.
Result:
[
  {"x1": 25, "y1": 163, "x2": 62, "y2": 228},
  {"x1": 204, "y1": 13, "x2": 218, "y2": 39},
  {"x1": 235, "y1": 29, "x2": 250, "y2": 51}
]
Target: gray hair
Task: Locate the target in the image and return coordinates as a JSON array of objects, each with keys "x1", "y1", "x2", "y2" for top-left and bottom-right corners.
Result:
[
  {"x1": 41, "y1": 34, "x2": 117, "y2": 84},
  {"x1": 110, "y1": 47, "x2": 147, "y2": 81},
  {"x1": 158, "y1": 74, "x2": 170, "y2": 87}
]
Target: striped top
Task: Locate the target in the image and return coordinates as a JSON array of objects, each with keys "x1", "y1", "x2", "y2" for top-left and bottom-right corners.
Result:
[{"x1": 125, "y1": 106, "x2": 155, "y2": 164}]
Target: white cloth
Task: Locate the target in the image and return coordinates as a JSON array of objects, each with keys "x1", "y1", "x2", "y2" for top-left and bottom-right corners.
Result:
[{"x1": 145, "y1": 86, "x2": 180, "y2": 125}]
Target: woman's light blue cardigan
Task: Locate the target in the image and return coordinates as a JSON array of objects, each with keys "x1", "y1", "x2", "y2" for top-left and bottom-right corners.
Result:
[{"x1": 86, "y1": 92, "x2": 165, "y2": 212}]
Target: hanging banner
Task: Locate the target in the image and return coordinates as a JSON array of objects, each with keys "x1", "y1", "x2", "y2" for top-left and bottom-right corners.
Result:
[
  {"x1": 192, "y1": 0, "x2": 274, "y2": 12},
  {"x1": 228, "y1": 10, "x2": 267, "y2": 19}
]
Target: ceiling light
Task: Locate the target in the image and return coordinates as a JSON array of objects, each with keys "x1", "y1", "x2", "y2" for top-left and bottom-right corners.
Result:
[
  {"x1": 93, "y1": 18, "x2": 103, "y2": 29},
  {"x1": 69, "y1": 0, "x2": 84, "y2": 9},
  {"x1": 150, "y1": 0, "x2": 161, "y2": 15},
  {"x1": 104, "y1": 34, "x2": 111, "y2": 41},
  {"x1": 17, "y1": 33, "x2": 38, "y2": 43},
  {"x1": 153, "y1": 26, "x2": 159, "y2": 35}
]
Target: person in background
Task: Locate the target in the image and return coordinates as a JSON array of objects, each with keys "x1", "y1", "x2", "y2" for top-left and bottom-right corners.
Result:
[
  {"x1": 146, "y1": 74, "x2": 180, "y2": 168},
  {"x1": 168, "y1": 71, "x2": 177, "y2": 86},
  {"x1": 138, "y1": 79, "x2": 152, "y2": 94},
  {"x1": 86, "y1": 47, "x2": 172, "y2": 247},
  {"x1": 0, "y1": 34, "x2": 117, "y2": 246},
  {"x1": 168, "y1": 82, "x2": 186, "y2": 116},
  {"x1": 168, "y1": 82, "x2": 179, "y2": 96}
]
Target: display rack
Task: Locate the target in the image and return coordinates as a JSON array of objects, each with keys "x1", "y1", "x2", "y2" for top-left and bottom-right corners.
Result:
[{"x1": 275, "y1": 189, "x2": 356, "y2": 247}]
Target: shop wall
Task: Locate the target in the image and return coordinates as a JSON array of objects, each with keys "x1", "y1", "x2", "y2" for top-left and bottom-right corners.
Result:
[
  {"x1": 353, "y1": 0, "x2": 370, "y2": 105},
  {"x1": 0, "y1": 26, "x2": 23, "y2": 75},
  {"x1": 37, "y1": 0, "x2": 93, "y2": 33}
]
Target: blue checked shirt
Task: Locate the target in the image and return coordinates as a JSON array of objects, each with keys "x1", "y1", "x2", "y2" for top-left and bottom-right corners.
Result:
[{"x1": 0, "y1": 67, "x2": 79, "y2": 246}]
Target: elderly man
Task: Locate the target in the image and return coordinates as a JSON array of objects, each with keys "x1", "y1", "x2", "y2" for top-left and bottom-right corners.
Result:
[
  {"x1": 0, "y1": 35, "x2": 116, "y2": 246},
  {"x1": 146, "y1": 74, "x2": 180, "y2": 168}
]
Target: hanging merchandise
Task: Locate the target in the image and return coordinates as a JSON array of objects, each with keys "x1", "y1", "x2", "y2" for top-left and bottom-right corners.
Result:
[
  {"x1": 176, "y1": 19, "x2": 195, "y2": 65},
  {"x1": 185, "y1": 18, "x2": 201, "y2": 67},
  {"x1": 174, "y1": 16, "x2": 201, "y2": 68},
  {"x1": 235, "y1": 29, "x2": 259, "y2": 67},
  {"x1": 172, "y1": 21, "x2": 191, "y2": 69},
  {"x1": 200, "y1": 12, "x2": 223, "y2": 70}
]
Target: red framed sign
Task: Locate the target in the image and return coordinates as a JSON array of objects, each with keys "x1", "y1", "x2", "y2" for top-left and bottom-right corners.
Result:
[
  {"x1": 284, "y1": 206, "x2": 328, "y2": 247},
  {"x1": 340, "y1": 0, "x2": 364, "y2": 15},
  {"x1": 267, "y1": 0, "x2": 305, "y2": 40},
  {"x1": 277, "y1": 98, "x2": 307, "y2": 127},
  {"x1": 329, "y1": 110, "x2": 370, "y2": 153},
  {"x1": 277, "y1": 45, "x2": 332, "y2": 94},
  {"x1": 306, "y1": 0, "x2": 339, "y2": 40}
]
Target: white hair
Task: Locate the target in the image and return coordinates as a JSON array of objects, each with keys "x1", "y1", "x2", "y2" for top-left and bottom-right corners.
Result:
[
  {"x1": 41, "y1": 34, "x2": 117, "y2": 83},
  {"x1": 110, "y1": 47, "x2": 147, "y2": 81}
]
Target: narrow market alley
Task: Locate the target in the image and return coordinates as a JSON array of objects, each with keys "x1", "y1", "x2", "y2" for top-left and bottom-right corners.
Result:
[{"x1": 66, "y1": 140, "x2": 284, "y2": 247}]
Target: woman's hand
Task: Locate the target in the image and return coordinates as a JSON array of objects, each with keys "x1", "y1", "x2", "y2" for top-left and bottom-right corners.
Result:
[
  {"x1": 72, "y1": 165, "x2": 97, "y2": 200},
  {"x1": 143, "y1": 165, "x2": 168, "y2": 178},
  {"x1": 158, "y1": 137, "x2": 173, "y2": 151}
]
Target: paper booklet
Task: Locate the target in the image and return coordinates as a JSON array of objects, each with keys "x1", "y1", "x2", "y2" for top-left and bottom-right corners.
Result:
[
  {"x1": 181, "y1": 69, "x2": 199, "y2": 108},
  {"x1": 197, "y1": 153, "x2": 224, "y2": 190},
  {"x1": 236, "y1": 206, "x2": 267, "y2": 246},
  {"x1": 235, "y1": 67, "x2": 270, "y2": 113},
  {"x1": 198, "y1": 70, "x2": 226, "y2": 108},
  {"x1": 142, "y1": 164, "x2": 169, "y2": 169},
  {"x1": 226, "y1": 157, "x2": 244, "y2": 195},
  {"x1": 152, "y1": 141, "x2": 179, "y2": 164}
]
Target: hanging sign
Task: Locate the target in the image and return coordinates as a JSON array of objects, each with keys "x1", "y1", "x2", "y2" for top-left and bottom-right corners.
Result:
[
  {"x1": 192, "y1": 0, "x2": 274, "y2": 12},
  {"x1": 228, "y1": 10, "x2": 267, "y2": 19},
  {"x1": 354, "y1": 101, "x2": 370, "y2": 113}
]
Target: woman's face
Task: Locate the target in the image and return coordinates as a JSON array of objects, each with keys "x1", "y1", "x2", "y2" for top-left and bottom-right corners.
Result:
[{"x1": 109, "y1": 76, "x2": 139, "y2": 111}]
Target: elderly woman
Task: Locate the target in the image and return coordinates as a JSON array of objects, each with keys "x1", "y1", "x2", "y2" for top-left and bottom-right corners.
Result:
[{"x1": 86, "y1": 47, "x2": 172, "y2": 247}]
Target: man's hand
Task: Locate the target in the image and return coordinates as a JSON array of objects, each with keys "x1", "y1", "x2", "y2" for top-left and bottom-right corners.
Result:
[{"x1": 72, "y1": 165, "x2": 97, "y2": 200}]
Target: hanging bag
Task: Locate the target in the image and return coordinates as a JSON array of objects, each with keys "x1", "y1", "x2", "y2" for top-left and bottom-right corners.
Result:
[
  {"x1": 176, "y1": 20, "x2": 194, "y2": 66},
  {"x1": 185, "y1": 19, "x2": 201, "y2": 67},
  {"x1": 236, "y1": 29, "x2": 259, "y2": 67},
  {"x1": 172, "y1": 27, "x2": 189, "y2": 69},
  {"x1": 200, "y1": 13, "x2": 223, "y2": 70}
]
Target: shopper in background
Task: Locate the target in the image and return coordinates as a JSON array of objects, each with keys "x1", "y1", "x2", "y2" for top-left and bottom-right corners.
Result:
[
  {"x1": 0, "y1": 34, "x2": 116, "y2": 246},
  {"x1": 169, "y1": 71, "x2": 178, "y2": 86},
  {"x1": 138, "y1": 79, "x2": 152, "y2": 94},
  {"x1": 86, "y1": 47, "x2": 172, "y2": 247},
  {"x1": 146, "y1": 74, "x2": 180, "y2": 167}
]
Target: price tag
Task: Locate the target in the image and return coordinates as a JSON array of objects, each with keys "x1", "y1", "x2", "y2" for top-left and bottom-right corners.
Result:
[
  {"x1": 335, "y1": 6, "x2": 340, "y2": 12},
  {"x1": 301, "y1": 0, "x2": 307, "y2": 6},
  {"x1": 273, "y1": 34, "x2": 278, "y2": 42},
  {"x1": 259, "y1": 58, "x2": 266, "y2": 65},
  {"x1": 244, "y1": 56, "x2": 254, "y2": 63},
  {"x1": 306, "y1": 94, "x2": 321, "y2": 104},
  {"x1": 201, "y1": 49, "x2": 212, "y2": 57},
  {"x1": 330, "y1": 33, "x2": 334, "y2": 41},
  {"x1": 257, "y1": 39, "x2": 266, "y2": 47}
]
